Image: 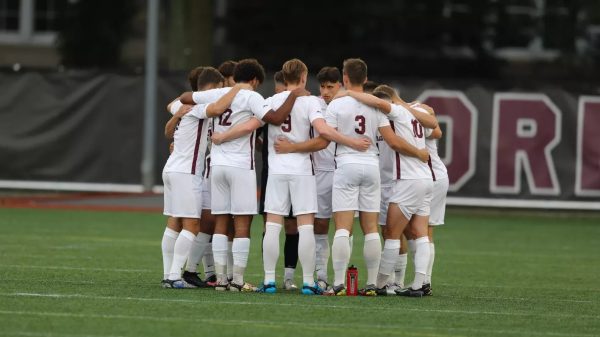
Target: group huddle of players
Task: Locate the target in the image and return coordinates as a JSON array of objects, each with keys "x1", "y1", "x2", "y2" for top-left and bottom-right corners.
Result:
[{"x1": 160, "y1": 57, "x2": 448, "y2": 296}]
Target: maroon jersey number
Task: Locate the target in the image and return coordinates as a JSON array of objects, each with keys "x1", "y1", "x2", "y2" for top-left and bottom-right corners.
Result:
[
  {"x1": 218, "y1": 109, "x2": 233, "y2": 126},
  {"x1": 281, "y1": 115, "x2": 292, "y2": 132},
  {"x1": 355, "y1": 115, "x2": 366, "y2": 134},
  {"x1": 411, "y1": 119, "x2": 423, "y2": 138}
]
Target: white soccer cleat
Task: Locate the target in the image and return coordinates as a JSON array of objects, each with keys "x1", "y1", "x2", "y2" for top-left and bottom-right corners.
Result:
[
  {"x1": 284, "y1": 279, "x2": 298, "y2": 291},
  {"x1": 386, "y1": 283, "x2": 401, "y2": 295}
]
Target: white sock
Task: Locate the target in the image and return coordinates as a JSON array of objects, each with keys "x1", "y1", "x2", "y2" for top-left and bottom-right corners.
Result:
[
  {"x1": 394, "y1": 253, "x2": 408, "y2": 288},
  {"x1": 349, "y1": 235, "x2": 354, "y2": 258},
  {"x1": 202, "y1": 242, "x2": 215, "y2": 278},
  {"x1": 408, "y1": 239, "x2": 416, "y2": 265},
  {"x1": 363, "y1": 232, "x2": 381, "y2": 286},
  {"x1": 186, "y1": 232, "x2": 211, "y2": 273},
  {"x1": 315, "y1": 234, "x2": 330, "y2": 282},
  {"x1": 298, "y1": 224, "x2": 316, "y2": 285},
  {"x1": 331, "y1": 229, "x2": 350, "y2": 286},
  {"x1": 426, "y1": 242, "x2": 435, "y2": 285},
  {"x1": 227, "y1": 241, "x2": 234, "y2": 280},
  {"x1": 161, "y1": 228, "x2": 179, "y2": 280},
  {"x1": 167, "y1": 230, "x2": 195, "y2": 280},
  {"x1": 232, "y1": 238, "x2": 250, "y2": 285},
  {"x1": 376, "y1": 239, "x2": 400, "y2": 288},
  {"x1": 212, "y1": 234, "x2": 228, "y2": 283},
  {"x1": 284, "y1": 268, "x2": 295, "y2": 281},
  {"x1": 263, "y1": 222, "x2": 282, "y2": 284},
  {"x1": 412, "y1": 236, "x2": 430, "y2": 290}
]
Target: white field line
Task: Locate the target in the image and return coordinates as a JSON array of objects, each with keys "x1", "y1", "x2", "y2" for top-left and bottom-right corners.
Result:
[
  {"x1": 437, "y1": 282, "x2": 600, "y2": 293},
  {"x1": 5, "y1": 331, "x2": 126, "y2": 337},
  {"x1": 2, "y1": 292, "x2": 598, "y2": 320},
  {"x1": 443, "y1": 251, "x2": 600, "y2": 259},
  {"x1": 1, "y1": 265, "x2": 152, "y2": 273},
  {"x1": 0, "y1": 308, "x2": 596, "y2": 337}
]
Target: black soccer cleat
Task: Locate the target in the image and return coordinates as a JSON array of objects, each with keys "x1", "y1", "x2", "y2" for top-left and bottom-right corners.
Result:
[
  {"x1": 422, "y1": 283, "x2": 432, "y2": 296},
  {"x1": 395, "y1": 285, "x2": 426, "y2": 297},
  {"x1": 182, "y1": 271, "x2": 209, "y2": 288},
  {"x1": 161, "y1": 279, "x2": 187, "y2": 289},
  {"x1": 204, "y1": 274, "x2": 217, "y2": 286},
  {"x1": 374, "y1": 285, "x2": 389, "y2": 296},
  {"x1": 358, "y1": 284, "x2": 378, "y2": 296}
]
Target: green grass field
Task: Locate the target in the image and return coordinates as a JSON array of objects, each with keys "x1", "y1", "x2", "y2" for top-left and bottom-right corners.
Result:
[{"x1": 0, "y1": 207, "x2": 598, "y2": 337}]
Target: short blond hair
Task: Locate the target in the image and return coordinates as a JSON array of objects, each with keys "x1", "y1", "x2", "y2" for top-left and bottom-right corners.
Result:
[
  {"x1": 373, "y1": 84, "x2": 400, "y2": 100},
  {"x1": 282, "y1": 58, "x2": 308, "y2": 85}
]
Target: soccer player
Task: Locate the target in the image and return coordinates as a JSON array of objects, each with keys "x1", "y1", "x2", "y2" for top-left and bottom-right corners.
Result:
[
  {"x1": 340, "y1": 85, "x2": 438, "y2": 297},
  {"x1": 179, "y1": 58, "x2": 306, "y2": 291},
  {"x1": 418, "y1": 103, "x2": 447, "y2": 294},
  {"x1": 218, "y1": 60, "x2": 237, "y2": 87},
  {"x1": 323, "y1": 58, "x2": 430, "y2": 296},
  {"x1": 178, "y1": 68, "x2": 233, "y2": 288},
  {"x1": 216, "y1": 61, "x2": 238, "y2": 285},
  {"x1": 258, "y1": 71, "x2": 301, "y2": 291},
  {"x1": 363, "y1": 80, "x2": 378, "y2": 94},
  {"x1": 162, "y1": 72, "x2": 252, "y2": 288},
  {"x1": 160, "y1": 66, "x2": 205, "y2": 287},
  {"x1": 373, "y1": 88, "x2": 403, "y2": 295},
  {"x1": 272, "y1": 66, "x2": 342, "y2": 289},
  {"x1": 212, "y1": 58, "x2": 371, "y2": 294}
]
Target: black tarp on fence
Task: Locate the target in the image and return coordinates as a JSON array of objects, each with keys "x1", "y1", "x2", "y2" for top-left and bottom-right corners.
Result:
[{"x1": 1, "y1": 72, "x2": 599, "y2": 208}]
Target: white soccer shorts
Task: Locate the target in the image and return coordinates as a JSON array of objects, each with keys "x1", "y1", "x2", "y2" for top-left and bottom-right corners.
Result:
[
  {"x1": 162, "y1": 171, "x2": 203, "y2": 218},
  {"x1": 210, "y1": 166, "x2": 257, "y2": 215},
  {"x1": 378, "y1": 184, "x2": 394, "y2": 226},
  {"x1": 429, "y1": 177, "x2": 449, "y2": 226},
  {"x1": 201, "y1": 175, "x2": 211, "y2": 210},
  {"x1": 264, "y1": 174, "x2": 318, "y2": 216},
  {"x1": 389, "y1": 178, "x2": 433, "y2": 220},
  {"x1": 332, "y1": 163, "x2": 381, "y2": 213},
  {"x1": 315, "y1": 170, "x2": 333, "y2": 219}
]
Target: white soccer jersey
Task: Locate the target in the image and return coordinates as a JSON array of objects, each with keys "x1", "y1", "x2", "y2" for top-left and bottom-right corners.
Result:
[
  {"x1": 266, "y1": 91, "x2": 324, "y2": 175},
  {"x1": 169, "y1": 99, "x2": 183, "y2": 115},
  {"x1": 312, "y1": 98, "x2": 336, "y2": 171},
  {"x1": 163, "y1": 104, "x2": 210, "y2": 175},
  {"x1": 192, "y1": 88, "x2": 270, "y2": 169},
  {"x1": 377, "y1": 129, "x2": 395, "y2": 187},
  {"x1": 387, "y1": 104, "x2": 431, "y2": 180},
  {"x1": 425, "y1": 129, "x2": 448, "y2": 181},
  {"x1": 325, "y1": 96, "x2": 389, "y2": 166}
]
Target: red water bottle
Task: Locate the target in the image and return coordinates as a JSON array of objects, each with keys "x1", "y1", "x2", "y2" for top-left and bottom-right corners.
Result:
[{"x1": 346, "y1": 265, "x2": 358, "y2": 296}]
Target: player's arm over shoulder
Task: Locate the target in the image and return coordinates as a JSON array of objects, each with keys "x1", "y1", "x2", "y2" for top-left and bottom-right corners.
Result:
[{"x1": 260, "y1": 87, "x2": 310, "y2": 125}]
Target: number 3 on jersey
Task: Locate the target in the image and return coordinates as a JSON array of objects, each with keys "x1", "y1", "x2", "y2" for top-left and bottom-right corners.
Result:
[
  {"x1": 411, "y1": 119, "x2": 423, "y2": 138},
  {"x1": 355, "y1": 115, "x2": 365, "y2": 134},
  {"x1": 281, "y1": 115, "x2": 292, "y2": 132},
  {"x1": 218, "y1": 109, "x2": 233, "y2": 126}
]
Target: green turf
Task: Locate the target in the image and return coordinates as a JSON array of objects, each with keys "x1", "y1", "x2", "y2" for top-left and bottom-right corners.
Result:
[{"x1": 0, "y1": 207, "x2": 598, "y2": 337}]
